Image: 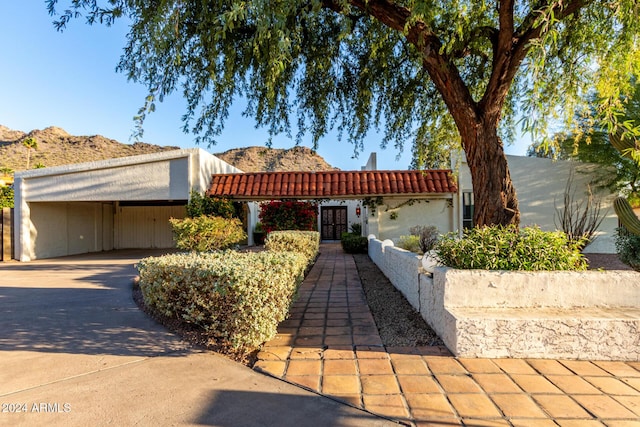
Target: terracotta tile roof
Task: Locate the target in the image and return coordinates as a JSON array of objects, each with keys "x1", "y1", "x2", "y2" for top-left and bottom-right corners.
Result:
[{"x1": 207, "y1": 170, "x2": 457, "y2": 199}]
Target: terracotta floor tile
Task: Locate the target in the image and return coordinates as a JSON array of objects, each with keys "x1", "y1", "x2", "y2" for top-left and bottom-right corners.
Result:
[
  {"x1": 323, "y1": 326, "x2": 352, "y2": 335},
  {"x1": 527, "y1": 359, "x2": 575, "y2": 376},
  {"x1": 510, "y1": 419, "x2": 558, "y2": 427},
  {"x1": 323, "y1": 347, "x2": 355, "y2": 360},
  {"x1": 490, "y1": 393, "x2": 548, "y2": 418},
  {"x1": 611, "y1": 395, "x2": 640, "y2": 416},
  {"x1": 472, "y1": 373, "x2": 523, "y2": 394},
  {"x1": 304, "y1": 312, "x2": 327, "y2": 319},
  {"x1": 329, "y1": 312, "x2": 350, "y2": 319},
  {"x1": 391, "y1": 358, "x2": 431, "y2": 375},
  {"x1": 435, "y1": 374, "x2": 483, "y2": 393},
  {"x1": 323, "y1": 359, "x2": 358, "y2": 376},
  {"x1": 532, "y1": 394, "x2": 592, "y2": 418},
  {"x1": 285, "y1": 360, "x2": 322, "y2": 376},
  {"x1": 331, "y1": 393, "x2": 362, "y2": 408},
  {"x1": 546, "y1": 374, "x2": 603, "y2": 395},
  {"x1": 253, "y1": 360, "x2": 286, "y2": 377},
  {"x1": 492, "y1": 359, "x2": 537, "y2": 374},
  {"x1": 560, "y1": 360, "x2": 611, "y2": 376},
  {"x1": 256, "y1": 346, "x2": 292, "y2": 361},
  {"x1": 594, "y1": 361, "x2": 640, "y2": 378},
  {"x1": 604, "y1": 421, "x2": 640, "y2": 427},
  {"x1": 294, "y1": 335, "x2": 324, "y2": 346},
  {"x1": 622, "y1": 378, "x2": 640, "y2": 392},
  {"x1": 353, "y1": 325, "x2": 379, "y2": 335},
  {"x1": 415, "y1": 346, "x2": 453, "y2": 356},
  {"x1": 322, "y1": 375, "x2": 361, "y2": 394},
  {"x1": 300, "y1": 318, "x2": 326, "y2": 327},
  {"x1": 355, "y1": 346, "x2": 389, "y2": 359},
  {"x1": 262, "y1": 334, "x2": 296, "y2": 347},
  {"x1": 360, "y1": 375, "x2": 401, "y2": 395},
  {"x1": 363, "y1": 394, "x2": 410, "y2": 419},
  {"x1": 352, "y1": 334, "x2": 384, "y2": 346},
  {"x1": 460, "y1": 419, "x2": 510, "y2": 426},
  {"x1": 584, "y1": 376, "x2": 640, "y2": 395},
  {"x1": 447, "y1": 393, "x2": 502, "y2": 418},
  {"x1": 326, "y1": 318, "x2": 351, "y2": 327},
  {"x1": 458, "y1": 358, "x2": 502, "y2": 373},
  {"x1": 324, "y1": 335, "x2": 353, "y2": 346},
  {"x1": 288, "y1": 347, "x2": 323, "y2": 360},
  {"x1": 404, "y1": 393, "x2": 457, "y2": 417},
  {"x1": 510, "y1": 374, "x2": 563, "y2": 394},
  {"x1": 573, "y1": 394, "x2": 638, "y2": 418},
  {"x1": 397, "y1": 375, "x2": 441, "y2": 393},
  {"x1": 358, "y1": 358, "x2": 395, "y2": 375},
  {"x1": 555, "y1": 421, "x2": 606, "y2": 427},
  {"x1": 285, "y1": 374, "x2": 320, "y2": 392},
  {"x1": 424, "y1": 357, "x2": 468, "y2": 374},
  {"x1": 298, "y1": 326, "x2": 325, "y2": 336}
]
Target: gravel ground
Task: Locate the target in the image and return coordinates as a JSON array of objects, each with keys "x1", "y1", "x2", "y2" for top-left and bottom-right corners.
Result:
[{"x1": 353, "y1": 254, "x2": 444, "y2": 347}]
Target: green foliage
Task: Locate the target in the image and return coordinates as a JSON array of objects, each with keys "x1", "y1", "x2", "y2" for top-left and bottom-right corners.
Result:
[
  {"x1": 259, "y1": 201, "x2": 318, "y2": 233},
  {"x1": 397, "y1": 235, "x2": 422, "y2": 254},
  {"x1": 264, "y1": 230, "x2": 320, "y2": 264},
  {"x1": 340, "y1": 232, "x2": 368, "y2": 254},
  {"x1": 349, "y1": 222, "x2": 362, "y2": 235},
  {"x1": 186, "y1": 191, "x2": 237, "y2": 219},
  {"x1": 136, "y1": 250, "x2": 307, "y2": 353},
  {"x1": 615, "y1": 228, "x2": 640, "y2": 271},
  {"x1": 169, "y1": 216, "x2": 246, "y2": 252},
  {"x1": 409, "y1": 225, "x2": 440, "y2": 253},
  {"x1": 435, "y1": 225, "x2": 587, "y2": 271},
  {"x1": 0, "y1": 186, "x2": 13, "y2": 209}
]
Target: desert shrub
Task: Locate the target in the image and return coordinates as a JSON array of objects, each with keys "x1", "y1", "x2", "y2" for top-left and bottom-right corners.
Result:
[
  {"x1": 435, "y1": 225, "x2": 587, "y2": 271},
  {"x1": 186, "y1": 191, "x2": 239, "y2": 219},
  {"x1": 397, "y1": 235, "x2": 422, "y2": 253},
  {"x1": 341, "y1": 232, "x2": 368, "y2": 254},
  {"x1": 265, "y1": 230, "x2": 320, "y2": 264},
  {"x1": 137, "y1": 250, "x2": 307, "y2": 353},
  {"x1": 349, "y1": 222, "x2": 362, "y2": 235},
  {"x1": 170, "y1": 216, "x2": 246, "y2": 251},
  {"x1": 0, "y1": 186, "x2": 13, "y2": 209},
  {"x1": 615, "y1": 227, "x2": 640, "y2": 271},
  {"x1": 409, "y1": 225, "x2": 440, "y2": 253},
  {"x1": 259, "y1": 200, "x2": 318, "y2": 233}
]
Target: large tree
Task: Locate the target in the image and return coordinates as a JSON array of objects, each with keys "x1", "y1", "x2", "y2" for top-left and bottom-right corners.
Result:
[{"x1": 47, "y1": 0, "x2": 640, "y2": 226}]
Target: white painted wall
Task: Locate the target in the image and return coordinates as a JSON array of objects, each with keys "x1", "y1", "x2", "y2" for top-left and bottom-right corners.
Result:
[
  {"x1": 458, "y1": 155, "x2": 618, "y2": 253},
  {"x1": 14, "y1": 149, "x2": 243, "y2": 260}
]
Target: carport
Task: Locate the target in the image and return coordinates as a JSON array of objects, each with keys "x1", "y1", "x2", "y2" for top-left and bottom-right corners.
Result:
[{"x1": 13, "y1": 149, "x2": 243, "y2": 261}]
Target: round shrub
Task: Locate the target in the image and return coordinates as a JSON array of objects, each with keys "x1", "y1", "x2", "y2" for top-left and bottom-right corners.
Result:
[
  {"x1": 169, "y1": 215, "x2": 247, "y2": 251},
  {"x1": 435, "y1": 225, "x2": 587, "y2": 271},
  {"x1": 397, "y1": 235, "x2": 421, "y2": 253},
  {"x1": 615, "y1": 227, "x2": 640, "y2": 271}
]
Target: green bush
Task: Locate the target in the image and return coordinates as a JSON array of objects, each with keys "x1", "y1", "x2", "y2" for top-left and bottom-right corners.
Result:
[
  {"x1": 0, "y1": 186, "x2": 13, "y2": 209},
  {"x1": 397, "y1": 235, "x2": 422, "y2": 253},
  {"x1": 186, "y1": 191, "x2": 239, "y2": 219},
  {"x1": 170, "y1": 216, "x2": 246, "y2": 251},
  {"x1": 349, "y1": 222, "x2": 362, "y2": 235},
  {"x1": 615, "y1": 227, "x2": 640, "y2": 271},
  {"x1": 341, "y1": 232, "x2": 368, "y2": 254},
  {"x1": 136, "y1": 250, "x2": 307, "y2": 352},
  {"x1": 265, "y1": 230, "x2": 320, "y2": 264},
  {"x1": 435, "y1": 225, "x2": 587, "y2": 271}
]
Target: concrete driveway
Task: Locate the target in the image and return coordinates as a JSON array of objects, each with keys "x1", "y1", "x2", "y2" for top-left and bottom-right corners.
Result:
[{"x1": 0, "y1": 251, "x2": 395, "y2": 426}]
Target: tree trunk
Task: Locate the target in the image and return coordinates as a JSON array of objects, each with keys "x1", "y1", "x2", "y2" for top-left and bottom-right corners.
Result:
[{"x1": 460, "y1": 119, "x2": 520, "y2": 227}]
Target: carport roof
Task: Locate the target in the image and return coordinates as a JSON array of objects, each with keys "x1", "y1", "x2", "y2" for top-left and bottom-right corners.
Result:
[{"x1": 207, "y1": 170, "x2": 457, "y2": 200}]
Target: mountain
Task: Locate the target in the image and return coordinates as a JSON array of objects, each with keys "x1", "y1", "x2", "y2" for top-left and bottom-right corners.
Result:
[{"x1": 0, "y1": 125, "x2": 336, "y2": 172}]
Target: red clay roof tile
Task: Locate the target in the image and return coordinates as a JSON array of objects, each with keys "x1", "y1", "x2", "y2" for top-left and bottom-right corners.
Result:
[{"x1": 207, "y1": 170, "x2": 457, "y2": 199}]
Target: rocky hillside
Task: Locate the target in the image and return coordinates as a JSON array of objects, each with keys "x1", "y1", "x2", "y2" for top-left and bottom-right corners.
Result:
[{"x1": 0, "y1": 125, "x2": 336, "y2": 172}]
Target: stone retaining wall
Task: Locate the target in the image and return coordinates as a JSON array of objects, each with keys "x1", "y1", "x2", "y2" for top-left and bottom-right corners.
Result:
[{"x1": 368, "y1": 235, "x2": 640, "y2": 361}]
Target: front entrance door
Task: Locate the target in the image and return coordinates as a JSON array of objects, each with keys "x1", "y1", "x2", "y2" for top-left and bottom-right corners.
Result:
[{"x1": 321, "y1": 206, "x2": 348, "y2": 240}]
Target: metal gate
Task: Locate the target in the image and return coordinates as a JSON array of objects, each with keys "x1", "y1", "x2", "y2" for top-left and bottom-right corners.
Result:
[{"x1": 321, "y1": 206, "x2": 348, "y2": 240}]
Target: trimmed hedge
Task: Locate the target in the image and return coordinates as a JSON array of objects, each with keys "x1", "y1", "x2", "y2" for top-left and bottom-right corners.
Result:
[
  {"x1": 435, "y1": 225, "x2": 587, "y2": 271},
  {"x1": 341, "y1": 232, "x2": 368, "y2": 254},
  {"x1": 169, "y1": 215, "x2": 246, "y2": 252},
  {"x1": 137, "y1": 250, "x2": 307, "y2": 352},
  {"x1": 265, "y1": 230, "x2": 320, "y2": 263}
]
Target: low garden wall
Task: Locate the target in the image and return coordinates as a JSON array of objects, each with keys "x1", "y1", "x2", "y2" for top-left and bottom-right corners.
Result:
[{"x1": 368, "y1": 235, "x2": 640, "y2": 361}]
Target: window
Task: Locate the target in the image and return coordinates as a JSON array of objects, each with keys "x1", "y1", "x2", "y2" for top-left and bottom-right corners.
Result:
[{"x1": 462, "y1": 192, "x2": 474, "y2": 229}]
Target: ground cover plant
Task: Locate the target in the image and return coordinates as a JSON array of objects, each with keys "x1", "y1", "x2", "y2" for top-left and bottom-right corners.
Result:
[{"x1": 435, "y1": 225, "x2": 587, "y2": 271}]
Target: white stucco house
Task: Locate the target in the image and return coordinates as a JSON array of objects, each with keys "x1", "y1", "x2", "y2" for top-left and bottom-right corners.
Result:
[{"x1": 12, "y1": 148, "x2": 619, "y2": 261}]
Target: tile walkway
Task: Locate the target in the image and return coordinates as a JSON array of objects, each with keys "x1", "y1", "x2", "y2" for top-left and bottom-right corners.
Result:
[{"x1": 254, "y1": 243, "x2": 640, "y2": 426}]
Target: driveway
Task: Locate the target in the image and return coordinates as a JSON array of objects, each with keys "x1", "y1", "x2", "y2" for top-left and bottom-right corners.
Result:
[{"x1": 0, "y1": 251, "x2": 395, "y2": 426}]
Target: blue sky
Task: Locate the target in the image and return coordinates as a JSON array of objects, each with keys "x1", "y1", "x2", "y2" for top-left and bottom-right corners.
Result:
[{"x1": 0, "y1": 3, "x2": 530, "y2": 170}]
